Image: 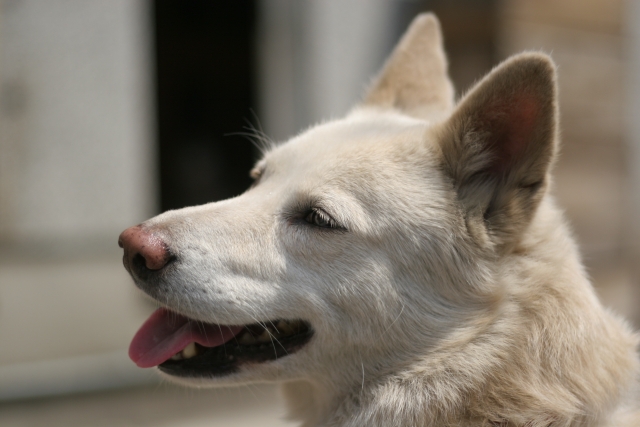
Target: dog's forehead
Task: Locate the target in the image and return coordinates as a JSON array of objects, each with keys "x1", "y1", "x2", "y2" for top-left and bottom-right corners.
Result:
[{"x1": 264, "y1": 112, "x2": 431, "y2": 178}]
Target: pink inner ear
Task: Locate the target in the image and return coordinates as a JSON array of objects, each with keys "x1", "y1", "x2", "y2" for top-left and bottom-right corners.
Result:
[{"x1": 486, "y1": 93, "x2": 540, "y2": 174}]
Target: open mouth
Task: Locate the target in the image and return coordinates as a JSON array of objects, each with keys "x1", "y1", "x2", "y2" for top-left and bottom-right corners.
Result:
[{"x1": 129, "y1": 308, "x2": 313, "y2": 378}]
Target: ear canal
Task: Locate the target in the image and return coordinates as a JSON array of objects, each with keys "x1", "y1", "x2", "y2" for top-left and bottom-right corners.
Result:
[
  {"x1": 361, "y1": 13, "x2": 454, "y2": 119},
  {"x1": 437, "y1": 52, "x2": 558, "y2": 251}
]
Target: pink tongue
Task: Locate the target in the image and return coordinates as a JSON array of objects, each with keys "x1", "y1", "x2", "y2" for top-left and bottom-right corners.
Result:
[{"x1": 129, "y1": 307, "x2": 243, "y2": 368}]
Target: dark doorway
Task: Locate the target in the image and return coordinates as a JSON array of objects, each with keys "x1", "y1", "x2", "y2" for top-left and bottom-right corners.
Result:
[{"x1": 153, "y1": 0, "x2": 257, "y2": 212}]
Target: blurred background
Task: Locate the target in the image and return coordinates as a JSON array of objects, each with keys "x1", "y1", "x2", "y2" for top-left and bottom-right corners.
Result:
[{"x1": 1, "y1": 0, "x2": 639, "y2": 425}]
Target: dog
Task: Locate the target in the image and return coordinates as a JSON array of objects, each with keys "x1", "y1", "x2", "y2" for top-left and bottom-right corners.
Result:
[{"x1": 119, "y1": 14, "x2": 640, "y2": 427}]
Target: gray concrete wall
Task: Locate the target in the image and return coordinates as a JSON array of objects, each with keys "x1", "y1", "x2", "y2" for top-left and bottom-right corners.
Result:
[
  {"x1": 257, "y1": 0, "x2": 398, "y2": 142},
  {"x1": 625, "y1": 0, "x2": 640, "y2": 325},
  {"x1": 0, "y1": 0, "x2": 156, "y2": 247},
  {"x1": 0, "y1": 0, "x2": 157, "y2": 399}
]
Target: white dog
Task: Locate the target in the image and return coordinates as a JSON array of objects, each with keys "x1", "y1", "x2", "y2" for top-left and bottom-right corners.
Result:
[{"x1": 119, "y1": 14, "x2": 639, "y2": 427}]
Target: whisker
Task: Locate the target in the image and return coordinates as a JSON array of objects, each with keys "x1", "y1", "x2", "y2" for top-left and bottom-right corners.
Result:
[
  {"x1": 266, "y1": 321, "x2": 288, "y2": 356},
  {"x1": 225, "y1": 115, "x2": 276, "y2": 155},
  {"x1": 381, "y1": 304, "x2": 405, "y2": 338}
]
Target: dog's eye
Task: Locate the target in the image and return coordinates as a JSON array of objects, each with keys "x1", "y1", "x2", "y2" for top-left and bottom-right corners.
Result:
[{"x1": 304, "y1": 209, "x2": 337, "y2": 228}]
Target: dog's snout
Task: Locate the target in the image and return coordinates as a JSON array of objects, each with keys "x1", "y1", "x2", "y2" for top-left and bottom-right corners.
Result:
[{"x1": 118, "y1": 225, "x2": 171, "y2": 275}]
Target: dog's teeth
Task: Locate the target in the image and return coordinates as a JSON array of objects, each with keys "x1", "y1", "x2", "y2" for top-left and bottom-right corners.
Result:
[
  {"x1": 171, "y1": 353, "x2": 183, "y2": 361},
  {"x1": 182, "y1": 342, "x2": 198, "y2": 359},
  {"x1": 277, "y1": 320, "x2": 292, "y2": 334},
  {"x1": 238, "y1": 333, "x2": 257, "y2": 345},
  {"x1": 257, "y1": 330, "x2": 271, "y2": 343}
]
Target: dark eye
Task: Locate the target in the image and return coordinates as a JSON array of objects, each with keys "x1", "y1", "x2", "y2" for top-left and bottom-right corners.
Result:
[{"x1": 304, "y1": 208, "x2": 336, "y2": 228}]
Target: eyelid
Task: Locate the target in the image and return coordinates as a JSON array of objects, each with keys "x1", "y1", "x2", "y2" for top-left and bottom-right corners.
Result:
[
  {"x1": 309, "y1": 208, "x2": 333, "y2": 226},
  {"x1": 306, "y1": 207, "x2": 346, "y2": 231},
  {"x1": 282, "y1": 197, "x2": 348, "y2": 232}
]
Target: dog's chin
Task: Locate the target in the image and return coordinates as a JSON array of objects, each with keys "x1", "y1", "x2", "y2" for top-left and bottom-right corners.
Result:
[{"x1": 155, "y1": 318, "x2": 314, "y2": 380}]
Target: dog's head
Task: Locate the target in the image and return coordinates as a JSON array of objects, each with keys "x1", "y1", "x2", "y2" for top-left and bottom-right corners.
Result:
[{"x1": 120, "y1": 14, "x2": 557, "y2": 388}]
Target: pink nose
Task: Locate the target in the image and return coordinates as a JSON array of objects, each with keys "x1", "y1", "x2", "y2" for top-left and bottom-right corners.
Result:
[{"x1": 118, "y1": 225, "x2": 171, "y2": 274}]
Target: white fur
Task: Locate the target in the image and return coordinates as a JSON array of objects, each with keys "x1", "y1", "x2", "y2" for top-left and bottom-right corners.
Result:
[{"x1": 130, "y1": 14, "x2": 640, "y2": 426}]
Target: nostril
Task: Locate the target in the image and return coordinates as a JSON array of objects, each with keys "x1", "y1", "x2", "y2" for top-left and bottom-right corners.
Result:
[
  {"x1": 138, "y1": 244, "x2": 169, "y2": 271},
  {"x1": 118, "y1": 225, "x2": 172, "y2": 276},
  {"x1": 132, "y1": 253, "x2": 148, "y2": 273}
]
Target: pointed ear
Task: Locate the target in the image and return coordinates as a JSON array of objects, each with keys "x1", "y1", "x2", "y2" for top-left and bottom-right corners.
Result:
[
  {"x1": 361, "y1": 13, "x2": 454, "y2": 119},
  {"x1": 437, "y1": 53, "x2": 558, "y2": 251}
]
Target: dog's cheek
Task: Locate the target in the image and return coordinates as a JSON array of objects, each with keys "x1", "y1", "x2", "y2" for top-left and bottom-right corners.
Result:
[
  {"x1": 280, "y1": 224, "x2": 351, "y2": 270},
  {"x1": 278, "y1": 229, "x2": 400, "y2": 333},
  {"x1": 323, "y1": 258, "x2": 404, "y2": 345}
]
